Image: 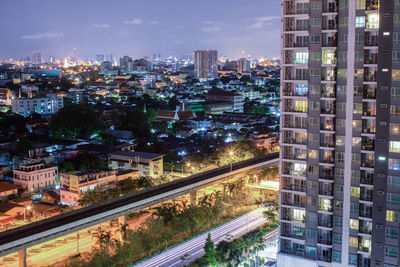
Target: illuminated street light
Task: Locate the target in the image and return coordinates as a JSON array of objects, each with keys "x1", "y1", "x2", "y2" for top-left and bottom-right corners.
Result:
[{"x1": 24, "y1": 205, "x2": 31, "y2": 221}]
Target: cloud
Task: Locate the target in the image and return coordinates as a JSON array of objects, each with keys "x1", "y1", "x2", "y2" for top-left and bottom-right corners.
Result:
[
  {"x1": 21, "y1": 32, "x2": 64, "y2": 39},
  {"x1": 201, "y1": 25, "x2": 222, "y2": 32},
  {"x1": 93, "y1": 23, "x2": 110, "y2": 28},
  {"x1": 124, "y1": 18, "x2": 143, "y2": 24},
  {"x1": 150, "y1": 20, "x2": 159, "y2": 24},
  {"x1": 248, "y1": 16, "x2": 280, "y2": 29},
  {"x1": 201, "y1": 21, "x2": 221, "y2": 32}
]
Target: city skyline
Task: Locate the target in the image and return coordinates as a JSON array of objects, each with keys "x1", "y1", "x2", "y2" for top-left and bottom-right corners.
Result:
[{"x1": 0, "y1": 0, "x2": 281, "y2": 60}]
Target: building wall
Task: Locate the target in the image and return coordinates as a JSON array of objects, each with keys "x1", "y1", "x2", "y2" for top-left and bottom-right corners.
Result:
[
  {"x1": 11, "y1": 95, "x2": 64, "y2": 117},
  {"x1": 279, "y1": 0, "x2": 382, "y2": 266},
  {"x1": 13, "y1": 166, "x2": 57, "y2": 191}
]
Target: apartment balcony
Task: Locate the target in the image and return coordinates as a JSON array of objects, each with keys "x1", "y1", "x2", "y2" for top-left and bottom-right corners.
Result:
[
  {"x1": 359, "y1": 221, "x2": 372, "y2": 235},
  {"x1": 364, "y1": 55, "x2": 378, "y2": 65},
  {"x1": 318, "y1": 216, "x2": 333, "y2": 228},
  {"x1": 321, "y1": 91, "x2": 336, "y2": 98},
  {"x1": 317, "y1": 252, "x2": 332, "y2": 263},
  {"x1": 294, "y1": 42, "x2": 309, "y2": 47},
  {"x1": 281, "y1": 229, "x2": 305, "y2": 241},
  {"x1": 361, "y1": 139, "x2": 375, "y2": 151},
  {"x1": 319, "y1": 168, "x2": 334, "y2": 180},
  {"x1": 281, "y1": 199, "x2": 306, "y2": 208},
  {"x1": 360, "y1": 189, "x2": 373, "y2": 202},
  {"x1": 359, "y1": 204, "x2": 373, "y2": 218},
  {"x1": 364, "y1": 74, "x2": 376, "y2": 82},
  {"x1": 366, "y1": 0, "x2": 379, "y2": 11},
  {"x1": 361, "y1": 160, "x2": 374, "y2": 168},
  {"x1": 322, "y1": 23, "x2": 337, "y2": 31},
  {"x1": 321, "y1": 108, "x2": 335, "y2": 115},
  {"x1": 320, "y1": 140, "x2": 334, "y2": 148},
  {"x1": 362, "y1": 107, "x2": 376, "y2": 117},
  {"x1": 282, "y1": 184, "x2": 307, "y2": 192},
  {"x1": 360, "y1": 171, "x2": 374, "y2": 185},
  {"x1": 317, "y1": 237, "x2": 333, "y2": 246},
  {"x1": 280, "y1": 246, "x2": 305, "y2": 257},
  {"x1": 319, "y1": 189, "x2": 333, "y2": 197},
  {"x1": 283, "y1": 121, "x2": 307, "y2": 129},
  {"x1": 363, "y1": 89, "x2": 376, "y2": 99},
  {"x1": 283, "y1": 1, "x2": 295, "y2": 15},
  {"x1": 322, "y1": 3, "x2": 338, "y2": 13},
  {"x1": 321, "y1": 74, "x2": 336, "y2": 81}
]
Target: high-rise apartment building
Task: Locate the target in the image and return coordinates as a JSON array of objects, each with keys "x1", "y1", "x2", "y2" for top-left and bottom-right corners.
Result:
[
  {"x1": 238, "y1": 58, "x2": 251, "y2": 73},
  {"x1": 278, "y1": 1, "x2": 399, "y2": 267},
  {"x1": 194, "y1": 50, "x2": 218, "y2": 80},
  {"x1": 31, "y1": 51, "x2": 41, "y2": 64}
]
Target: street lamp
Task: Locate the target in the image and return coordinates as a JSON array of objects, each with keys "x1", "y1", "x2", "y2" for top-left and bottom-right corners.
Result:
[{"x1": 24, "y1": 205, "x2": 31, "y2": 222}]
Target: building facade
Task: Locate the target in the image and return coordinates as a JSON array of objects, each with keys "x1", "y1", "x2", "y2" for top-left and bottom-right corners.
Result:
[
  {"x1": 11, "y1": 95, "x2": 64, "y2": 117},
  {"x1": 108, "y1": 151, "x2": 164, "y2": 177},
  {"x1": 194, "y1": 50, "x2": 218, "y2": 80},
  {"x1": 60, "y1": 169, "x2": 139, "y2": 206},
  {"x1": 238, "y1": 58, "x2": 251, "y2": 73},
  {"x1": 278, "y1": 0, "x2": 396, "y2": 267},
  {"x1": 13, "y1": 163, "x2": 58, "y2": 191}
]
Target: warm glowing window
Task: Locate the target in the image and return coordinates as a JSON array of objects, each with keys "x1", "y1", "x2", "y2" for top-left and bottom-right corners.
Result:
[
  {"x1": 392, "y1": 70, "x2": 400, "y2": 81},
  {"x1": 387, "y1": 210, "x2": 400, "y2": 222},
  {"x1": 350, "y1": 219, "x2": 359, "y2": 230},
  {"x1": 390, "y1": 141, "x2": 400, "y2": 153},
  {"x1": 351, "y1": 186, "x2": 360, "y2": 197},
  {"x1": 322, "y1": 50, "x2": 336, "y2": 64},
  {"x1": 295, "y1": 100, "x2": 308, "y2": 112},
  {"x1": 366, "y1": 13, "x2": 379, "y2": 29},
  {"x1": 308, "y1": 150, "x2": 318, "y2": 159},
  {"x1": 390, "y1": 123, "x2": 400, "y2": 135},
  {"x1": 349, "y1": 236, "x2": 358, "y2": 247}
]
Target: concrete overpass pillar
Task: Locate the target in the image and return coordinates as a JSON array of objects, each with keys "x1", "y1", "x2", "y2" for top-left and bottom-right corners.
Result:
[
  {"x1": 18, "y1": 249, "x2": 26, "y2": 267},
  {"x1": 118, "y1": 215, "x2": 127, "y2": 241},
  {"x1": 190, "y1": 190, "x2": 197, "y2": 205},
  {"x1": 118, "y1": 215, "x2": 126, "y2": 226},
  {"x1": 262, "y1": 191, "x2": 266, "y2": 203}
]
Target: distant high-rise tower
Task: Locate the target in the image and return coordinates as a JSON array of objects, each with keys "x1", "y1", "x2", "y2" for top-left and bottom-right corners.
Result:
[
  {"x1": 238, "y1": 58, "x2": 251, "y2": 73},
  {"x1": 194, "y1": 50, "x2": 218, "y2": 79},
  {"x1": 31, "y1": 51, "x2": 41, "y2": 64},
  {"x1": 278, "y1": 1, "x2": 394, "y2": 267},
  {"x1": 96, "y1": 54, "x2": 105, "y2": 63},
  {"x1": 120, "y1": 56, "x2": 133, "y2": 74}
]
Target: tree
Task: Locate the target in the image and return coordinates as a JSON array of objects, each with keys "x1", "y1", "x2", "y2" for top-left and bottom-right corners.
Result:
[
  {"x1": 14, "y1": 139, "x2": 34, "y2": 155},
  {"x1": 78, "y1": 187, "x2": 106, "y2": 206},
  {"x1": 204, "y1": 233, "x2": 217, "y2": 266},
  {"x1": 49, "y1": 104, "x2": 103, "y2": 138},
  {"x1": 216, "y1": 240, "x2": 242, "y2": 266}
]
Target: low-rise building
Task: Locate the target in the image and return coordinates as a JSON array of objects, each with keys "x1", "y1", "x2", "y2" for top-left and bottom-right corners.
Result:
[
  {"x1": 249, "y1": 132, "x2": 279, "y2": 150},
  {"x1": 60, "y1": 169, "x2": 139, "y2": 206},
  {"x1": 0, "y1": 88, "x2": 15, "y2": 106},
  {"x1": 0, "y1": 182, "x2": 19, "y2": 202},
  {"x1": 11, "y1": 94, "x2": 64, "y2": 117},
  {"x1": 13, "y1": 163, "x2": 58, "y2": 191},
  {"x1": 108, "y1": 151, "x2": 164, "y2": 177}
]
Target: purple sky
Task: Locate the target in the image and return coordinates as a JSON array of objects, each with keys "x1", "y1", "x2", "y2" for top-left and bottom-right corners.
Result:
[{"x1": 0, "y1": 0, "x2": 281, "y2": 60}]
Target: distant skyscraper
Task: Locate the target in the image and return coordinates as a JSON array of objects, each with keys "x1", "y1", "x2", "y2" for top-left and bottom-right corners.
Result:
[
  {"x1": 96, "y1": 54, "x2": 105, "y2": 63},
  {"x1": 120, "y1": 56, "x2": 133, "y2": 74},
  {"x1": 279, "y1": 1, "x2": 392, "y2": 267},
  {"x1": 31, "y1": 51, "x2": 41, "y2": 64},
  {"x1": 194, "y1": 50, "x2": 218, "y2": 80},
  {"x1": 238, "y1": 58, "x2": 251, "y2": 73}
]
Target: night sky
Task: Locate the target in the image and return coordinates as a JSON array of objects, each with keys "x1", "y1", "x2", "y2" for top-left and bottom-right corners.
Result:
[{"x1": 0, "y1": 0, "x2": 281, "y2": 60}]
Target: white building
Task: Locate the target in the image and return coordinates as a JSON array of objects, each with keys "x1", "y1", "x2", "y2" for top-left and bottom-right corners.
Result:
[
  {"x1": 13, "y1": 163, "x2": 58, "y2": 191},
  {"x1": 12, "y1": 95, "x2": 63, "y2": 117}
]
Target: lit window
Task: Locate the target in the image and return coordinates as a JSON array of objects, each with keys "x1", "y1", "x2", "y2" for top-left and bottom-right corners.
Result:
[
  {"x1": 356, "y1": 16, "x2": 365, "y2": 28},
  {"x1": 366, "y1": 13, "x2": 379, "y2": 29},
  {"x1": 350, "y1": 219, "x2": 359, "y2": 230},
  {"x1": 392, "y1": 70, "x2": 400, "y2": 81},
  {"x1": 387, "y1": 210, "x2": 400, "y2": 222},
  {"x1": 351, "y1": 186, "x2": 360, "y2": 197},
  {"x1": 308, "y1": 150, "x2": 318, "y2": 159},
  {"x1": 295, "y1": 52, "x2": 309, "y2": 64},
  {"x1": 295, "y1": 84, "x2": 308, "y2": 96},
  {"x1": 390, "y1": 141, "x2": 400, "y2": 153},
  {"x1": 389, "y1": 158, "x2": 400, "y2": 170},
  {"x1": 322, "y1": 50, "x2": 336, "y2": 64},
  {"x1": 349, "y1": 236, "x2": 358, "y2": 247}
]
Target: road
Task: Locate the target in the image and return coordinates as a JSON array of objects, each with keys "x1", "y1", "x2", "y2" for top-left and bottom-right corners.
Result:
[
  {"x1": 1, "y1": 214, "x2": 152, "y2": 267},
  {"x1": 134, "y1": 207, "x2": 271, "y2": 267}
]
